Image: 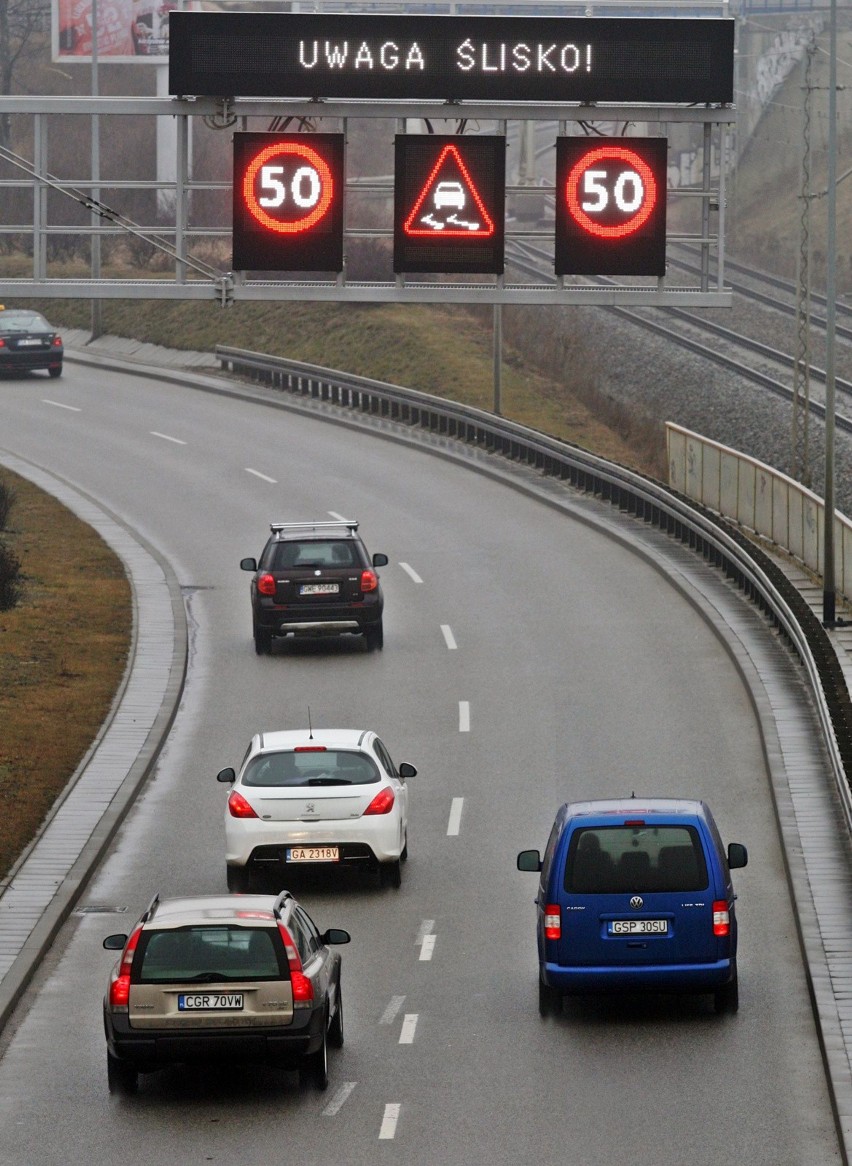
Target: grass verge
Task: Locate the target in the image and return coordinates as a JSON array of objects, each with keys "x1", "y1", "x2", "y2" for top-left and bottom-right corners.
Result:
[{"x1": 0, "y1": 468, "x2": 130, "y2": 881}]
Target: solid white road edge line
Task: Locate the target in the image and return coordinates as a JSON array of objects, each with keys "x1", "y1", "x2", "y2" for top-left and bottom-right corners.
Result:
[{"x1": 447, "y1": 797, "x2": 464, "y2": 836}]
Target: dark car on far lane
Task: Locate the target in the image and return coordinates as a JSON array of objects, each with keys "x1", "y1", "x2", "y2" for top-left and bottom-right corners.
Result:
[{"x1": 0, "y1": 307, "x2": 63, "y2": 377}]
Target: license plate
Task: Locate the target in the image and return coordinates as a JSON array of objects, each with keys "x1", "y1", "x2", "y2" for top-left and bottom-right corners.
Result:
[
  {"x1": 608, "y1": 919, "x2": 668, "y2": 935},
  {"x1": 286, "y1": 846, "x2": 340, "y2": 862},
  {"x1": 17, "y1": 338, "x2": 44, "y2": 347},
  {"x1": 178, "y1": 993, "x2": 244, "y2": 1011},
  {"x1": 299, "y1": 582, "x2": 339, "y2": 595}
]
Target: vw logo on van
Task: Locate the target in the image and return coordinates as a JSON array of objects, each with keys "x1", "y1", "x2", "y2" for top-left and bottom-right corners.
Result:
[{"x1": 630, "y1": 896, "x2": 644, "y2": 909}]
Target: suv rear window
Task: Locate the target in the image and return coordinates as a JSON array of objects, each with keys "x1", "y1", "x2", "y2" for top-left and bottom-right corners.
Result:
[
  {"x1": 242, "y1": 749, "x2": 379, "y2": 787},
  {"x1": 271, "y1": 541, "x2": 356, "y2": 569},
  {"x1": 564, "y1": 825, "x2": 709, "y2": 894},
  {"x1": 135, "y1": 926, "x2": 284, "y2": 982}
]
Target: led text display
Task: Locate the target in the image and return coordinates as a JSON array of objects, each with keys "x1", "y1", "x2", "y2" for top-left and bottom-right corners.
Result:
[{"x1": 170, "y1": 13, "x2": 734, "y2": 104}]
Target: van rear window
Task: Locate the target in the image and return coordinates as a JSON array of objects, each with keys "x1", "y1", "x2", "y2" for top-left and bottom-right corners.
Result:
[{"x1": 564, "y1": 825, "x2": 709, "y2": 894}]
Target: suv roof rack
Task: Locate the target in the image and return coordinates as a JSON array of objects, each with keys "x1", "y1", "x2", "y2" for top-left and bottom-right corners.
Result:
[{"x1": 270, "y1": 520, "x2": 358, "y2": 536}]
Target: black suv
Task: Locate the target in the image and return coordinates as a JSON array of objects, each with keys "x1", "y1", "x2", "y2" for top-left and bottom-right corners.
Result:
[{"x1": 241, "y1": 521, "x2": 387, "y2": 655}]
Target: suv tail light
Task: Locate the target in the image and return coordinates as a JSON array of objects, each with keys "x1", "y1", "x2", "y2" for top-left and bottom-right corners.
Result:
[
  {"x1": 228, "y1": 790, "x2": 259, "y2": 819},
  {"x1": 360, "y1": 569, "x2": 379, "y2": 593},
  {"x1": 109, "y1": 924, "x2": 143, "y2": 1010},
  {"x1": 277, "y1": 921, "x2": 314, "y2": 1008},
  {"x1": 712, "y1": 900, "x2": 730, "y2": 937},
  {"x1": 257, "y1": 573, "x2": 276, "y2": 596},
  {"x1": 544, "y1": 905, "x2": 561, "y2": 941},
  {"x1": 364, "y1": 787, "x2": 395, "y2": 815}
]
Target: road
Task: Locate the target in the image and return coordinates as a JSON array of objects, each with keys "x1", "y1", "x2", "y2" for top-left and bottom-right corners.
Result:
[{"x1": 0, "y1": 360, "x2": 842, "y2": 1165}]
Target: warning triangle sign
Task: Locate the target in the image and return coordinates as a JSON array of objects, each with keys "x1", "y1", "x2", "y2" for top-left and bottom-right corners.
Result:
[{"x1": 404, "y1": 144, "x2": 495, "y2": 238}]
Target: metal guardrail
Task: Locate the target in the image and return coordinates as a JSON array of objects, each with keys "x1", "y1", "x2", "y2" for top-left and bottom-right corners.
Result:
[{"x1": 216, "y1": 343, "x2": 852, "y2": 828}]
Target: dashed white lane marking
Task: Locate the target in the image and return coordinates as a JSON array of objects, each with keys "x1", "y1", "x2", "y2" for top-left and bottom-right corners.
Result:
[
  {"x1": 447, "y1": 797, "x2": 464, "y2": 836},
  {"x1": 323, "y1": 1081, "x2": 357, "y2": 1116},
  {"x1": 416, "y1": 920, "x2": 435, "y2": 946},
  {"x1": 441, "y1": 624, "x2": 458, "y2": 650},
  {"x1": 459, "y1": 701, "x2": 470, "y2": 732},
  {"x1": 399, "y1": 1014, "x2": 418, "y2": 1044},
  {"x1": 328, "y1": 510, "x2": 348, "y2": 521},
  {"x1": 380, "y1": 995, "x2": 406, "y2": 1025},
  {"x1": 150, "y1": 431, "x2": 187, "y2": 445},
  {"x1": 245, "y1": 468, "x2": 277, "y2": 483},
  {"x1": 43, "y1": 399, "x2": 81, "y2": 411},
  {"x1": 420, "y1": 934, "x2": 437, "y2": 961},
  {"x1": 379, "y1": 1103, "x2": 401, "y2": 1140},
  {"x1": 399, "y1": 562, "x2": 423, "y2": 583}
]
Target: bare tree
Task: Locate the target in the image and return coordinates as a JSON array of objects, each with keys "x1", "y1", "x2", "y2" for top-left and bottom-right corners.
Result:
[{"x1": 0, "y1": 0, "x2": 50, "y2": 147}]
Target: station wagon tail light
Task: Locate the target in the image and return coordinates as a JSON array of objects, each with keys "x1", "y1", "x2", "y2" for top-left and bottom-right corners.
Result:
[
  {"x1": 277, "y1": 922, "x2": 314, "y2": 1008},
  {"x1": 712, "y1": 901, "x2": 730, "y2": 937},
  {"x1": 544, "y1": 905, "x2": 561, "y2": 940},
  {"x1": 109, "y1": 924, "x2": 143, "y2": 1010},
  {"x1": 360, "y1": 569, "x2": 379, "y2": 593},
  {"x1": 364, "y1": 787, "x2": 395, "y2": 815},
  {"x1": 228, "y1": 790, "x2": 259, "y2": 818},
  {"x1": 0, "y1": 339, "x2": 5, "y2": 348},
  {"x1": 53, "y1": 336, "x2": 62, "y2": 347},
  {"x1": 257, "y1": 573, "x2": 276, "y2": 596}
]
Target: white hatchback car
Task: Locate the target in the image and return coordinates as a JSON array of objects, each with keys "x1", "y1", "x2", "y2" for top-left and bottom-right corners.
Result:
[{"x1": 218, "y1": 729, "x2": 416, "y2": 890}]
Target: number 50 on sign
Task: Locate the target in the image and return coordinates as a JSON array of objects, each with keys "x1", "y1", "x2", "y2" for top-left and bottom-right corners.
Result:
[
  {"x1": 555, "y1": 138, "x2": 668, "y2": 277},
  {"x1": 233, "y1": 133, "x2": 345, "y2": 272}
]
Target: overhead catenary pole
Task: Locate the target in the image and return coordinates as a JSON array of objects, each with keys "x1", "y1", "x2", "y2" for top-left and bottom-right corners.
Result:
[{"x1": 822, "y1": 0, "x2": 838, "y2": 626}]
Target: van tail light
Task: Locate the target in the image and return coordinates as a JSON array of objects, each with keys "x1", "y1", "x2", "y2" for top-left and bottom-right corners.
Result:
[
  {"x1": 277, "y1": 922, "x2": 314, "y2": 1008},
  {"x1": 364, "y1": 787, "x2": 395, "y2": 815},
  {"x1": 228, "y1": 790, "x2": 259, "y2": 819},
  {"x1": 360, "y1": 569, "x2": 379, "y2": 593},
  {"x1": 257, "y1": 573, "x2": 276, "y2": 596},
  {"x1": 712, "y1": 900, "x2": 730, "y2": 937},
  {"x1": 544, "y1": 905, "x2": 561, "y2": 941},
  {"x1": 109, "y1": 924, "x2": 143, "y2": 1010}
]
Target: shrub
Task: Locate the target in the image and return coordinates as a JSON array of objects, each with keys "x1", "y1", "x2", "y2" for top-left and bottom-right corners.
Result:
[
  {"x1": 0, "y1": 477, "x2": 16, "y2": 530},
  {"x1": 0, "y1": 540, "x2": 22, "y2": 610}
]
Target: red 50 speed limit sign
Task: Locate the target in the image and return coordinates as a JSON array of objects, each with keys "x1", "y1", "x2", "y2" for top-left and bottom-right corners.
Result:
[
  {"x1": 555, "y1": 138, "x2": 667, "y2": 276},
  {"x1": 232, "y1": 133, "x2": 344, "y2": 272}
]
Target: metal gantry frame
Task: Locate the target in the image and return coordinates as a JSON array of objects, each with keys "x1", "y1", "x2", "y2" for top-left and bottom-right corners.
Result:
[{"x1": 0, "y1": 95, "x2": 734, "y2": 306}]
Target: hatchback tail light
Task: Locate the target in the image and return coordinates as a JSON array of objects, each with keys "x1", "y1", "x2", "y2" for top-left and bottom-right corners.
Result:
[
  {"x1": 712, "y1": 900, "x2": 730, "y2": 937},
  {"x1": 277, "y1": 921, "x2": 314, "y2": 1008},
  {"x1": 544, "y1": 905, "x2": 561, "y2": 940},
  {"x1": 228, "y1": 790, "x2": 259, "y2": 819},
  {"x1": 109, "y1": 924, "x2": 143, "y2": 1010},
  {"x1": 257, "y1": 573, "x2": 276, "y2": 596},
  {"x1": 0, "y1": 339, "x2": 6, "y2": 348},
  {"x1": 364, "y1": 787, "x2": 395, "y2": 815},
  {"x1": 360, "y1": 569, "x2": 379, "y2": 593}
]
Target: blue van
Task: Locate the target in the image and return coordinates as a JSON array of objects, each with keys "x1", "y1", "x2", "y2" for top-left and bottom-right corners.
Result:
[{"x1": 517, "y1": 798, "x2": 748, "y2": 1015}]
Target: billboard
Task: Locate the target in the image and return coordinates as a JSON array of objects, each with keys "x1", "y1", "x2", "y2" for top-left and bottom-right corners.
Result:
[{"x1": 53, "y1": 0, "x2": 180, "y2": 63}]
